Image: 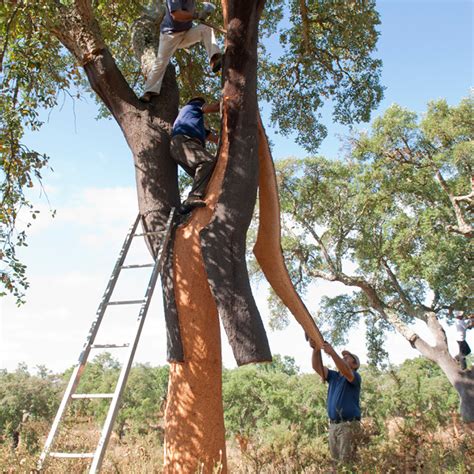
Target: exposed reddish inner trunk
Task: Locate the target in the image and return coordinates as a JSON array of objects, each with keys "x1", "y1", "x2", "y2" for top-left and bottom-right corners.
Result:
[
  {"x1": 164, "y1": 1, "x2": 271, "y2": 471},
  {"x1": 165, "y1": 103, "x2": 231, "y2": 473}
]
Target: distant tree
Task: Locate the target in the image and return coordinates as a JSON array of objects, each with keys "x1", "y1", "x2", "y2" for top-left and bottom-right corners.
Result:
[
  {"x1": 275, "y1": 97, "x2": 473, "y2": 422},
  {"x1": 0, "y1": 365, "x2": 61, "y2": 445},
  {"x1": 118, "y1": 363, "x2": 169, "y2": 438},
  {"x1": 222, "y1": 357, "x2": 326, "y2": 442}
]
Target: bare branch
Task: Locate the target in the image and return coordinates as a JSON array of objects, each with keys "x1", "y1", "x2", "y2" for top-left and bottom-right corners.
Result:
[
  {"x1": 435, "y1": 170, "x2": 473, "y2": 237},
  {"x1": 381, "y1": 259, "x2": 413, "y2": 311}
]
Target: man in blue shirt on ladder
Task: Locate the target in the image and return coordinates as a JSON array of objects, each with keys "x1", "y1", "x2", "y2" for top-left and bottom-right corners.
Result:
[{"x1": 309, "y1": 338, "x2": 362, "y2": 465}]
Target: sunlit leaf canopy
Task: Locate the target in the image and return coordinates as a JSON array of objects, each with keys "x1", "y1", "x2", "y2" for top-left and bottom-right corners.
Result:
[
  {"x1": 271, "y1": 98, "x2": 472, "y2": 365},
  {"x1": 1, "y1": 0, "x2": 383, "y2": 302}
]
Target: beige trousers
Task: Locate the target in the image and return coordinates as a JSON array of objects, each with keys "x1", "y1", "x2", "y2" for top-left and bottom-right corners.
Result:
[
  {"x1": 328, "y1": 420, "x2": 360, "y2": 463},
  {"x1": 144, "y1": 24, "x2": 220, "y2": 94}
]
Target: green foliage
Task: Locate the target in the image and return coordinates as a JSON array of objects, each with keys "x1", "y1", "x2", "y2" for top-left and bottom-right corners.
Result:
[
  {"x1": 261, "y1": 0, "x2": 384, "y2": 151},
  {"x1": 362, "y1": 358, "x2": 458, "y2": 429},
  {"x1": 352, "y1": 97, "x2": 473, "y2": 309},
  {"x1": 61, "y1": 353, "x2": 169, "y2": 437},
  {"x1": 0, "y1": 364, "x2": 61, "y2": 441},
  {"x1": 0, "y1": 1, "x2": 66, "y2": 303},
  {"x1": 274, "y1": 97, "x2": 472, "y2": 364},
  {"x1": 2, "y1": 355, "x2": 471, "y2": 471},
  {"x1": 117, "y1": 363, "x2": 169, "y2": 437},
  {"x1": 223, "y1": 361, "x2": 327, "y2": 441}
]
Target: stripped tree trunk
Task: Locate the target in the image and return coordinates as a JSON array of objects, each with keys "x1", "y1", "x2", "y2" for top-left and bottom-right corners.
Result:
[
  {"x1": 47, "y1": 1, "x2": 272, "y2": 471},
  {"x1": 165, "y1": 1, "x2": 272, "y2": 471}
]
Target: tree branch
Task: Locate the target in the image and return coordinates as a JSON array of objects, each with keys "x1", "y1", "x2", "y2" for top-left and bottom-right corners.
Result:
[
  {"x1": 381, "y1": 258, "x2": 413, "y2": 312},
  {"x1": 302, "y1": 220, "x2": 337, "y2": 274},
  {"x1": 435, "y1": 169, "x2": 473, "y2": 237},
  {"x1": 280, "y1": 179, "x2": 338, "y2": 274},
  {"x1": 46, "y1": 1, "x2": 138, "y2": 119},
  {"x1": 0, "y1": 3, "x2": 21, "y2": 74},
  {"x1": 299, "y1": 0, "x2": 310, "y2": 54},
  {"x1": 425, "y1": 310, "x2": 449, "y2": 348}
]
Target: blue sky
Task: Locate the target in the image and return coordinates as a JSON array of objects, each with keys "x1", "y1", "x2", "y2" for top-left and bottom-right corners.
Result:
[{"x1": 1, "y1": 0, "x2": 473, "y2": 374}]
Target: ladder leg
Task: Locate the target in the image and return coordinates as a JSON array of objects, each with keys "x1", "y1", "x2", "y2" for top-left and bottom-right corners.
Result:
[
  {"x1": 38, "y1": 215, "x2": 142, "y2": 470},
  {"x1": 89, "y1": 208, "x2": 175, "y2": 473}
]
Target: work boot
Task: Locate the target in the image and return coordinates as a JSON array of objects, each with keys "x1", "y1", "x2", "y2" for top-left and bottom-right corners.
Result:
[
  {"x1": 210, "y1": 53, "x2": 222, "y2": 73},
  {"x1": 179, "y1": 195, "x2": 207, "y2": 214}
]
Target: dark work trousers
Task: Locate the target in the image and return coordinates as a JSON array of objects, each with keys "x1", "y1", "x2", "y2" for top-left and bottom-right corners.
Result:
[
  {"x1": 170, "y1": 134, "x2": 217, "y2": 199},
  {"x1": 457, "y1": 340, "x2": 471, "y2": 370}
]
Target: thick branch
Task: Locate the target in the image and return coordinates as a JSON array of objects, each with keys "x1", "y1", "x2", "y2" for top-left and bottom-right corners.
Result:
[
  {"x1": 307, "y1": 260, "x2": 441, "y2": 358},
  {"x1": 303, "y1": 221, "x2": 338, "y2": 274},
  {"x1": 47, "y1": 2, "x2": 138, "y2": 119},
  {"x1": 382, "y1": 258, "x2": 413, "y2": 312},
  {"x1": 425, "y1": 310, "x2": 449, "y2": 348},
  {"x1": 82, "y1": 49, "x2": 139, "y2": 120},
  {"x1": 435, "y1": 169, "x2": 473, "y2": 237},
  {"x1": 299, "y1": 0, "x2": 311, "y2": 53}
]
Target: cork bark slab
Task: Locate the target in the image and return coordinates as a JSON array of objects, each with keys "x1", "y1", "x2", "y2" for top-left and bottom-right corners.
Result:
[{"x1": 254, "y1": 114, "x2": 325, "y2": 348}]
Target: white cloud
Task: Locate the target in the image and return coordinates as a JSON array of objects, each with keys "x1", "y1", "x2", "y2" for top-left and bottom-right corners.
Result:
[
  {"x1": 1, "y1": 269, "x2": 167, "y2": 373},
  {"x1": 59, "y1": 187, "x2": 137, "y2": 225}
]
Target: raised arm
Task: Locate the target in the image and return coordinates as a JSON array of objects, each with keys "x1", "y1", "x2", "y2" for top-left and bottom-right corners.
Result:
[
  {"x1": 309, "y1": 338, "x2": 327, "y2": 381},
  {"x1": 322, "y1": 342, "x2": 355, "y2": 383}
]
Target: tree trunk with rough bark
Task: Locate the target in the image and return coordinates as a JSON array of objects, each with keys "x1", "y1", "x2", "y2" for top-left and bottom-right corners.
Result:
[
  {"x1": 48, "y1": 1, "x2": 273, "y2": 471},
  {"x1": 408, "y1": 322, "x2": 474, "y2": 423},
  {"x1": 437, "y1": 356, "x2": 474, "y2": 423},
  {"x1": 165, "y1": 2, "x2": 272, "y2": 470}
]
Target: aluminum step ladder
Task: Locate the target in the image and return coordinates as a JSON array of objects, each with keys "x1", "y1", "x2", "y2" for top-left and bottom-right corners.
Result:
[{"x1": 38, "y1": 208, "x2": 175, "y2": 473}]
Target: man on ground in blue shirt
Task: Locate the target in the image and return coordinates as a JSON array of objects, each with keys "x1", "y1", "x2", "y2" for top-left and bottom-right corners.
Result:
[
  {"x1": 309, "y1": 338, "x2": 362, "y2": 464},
  {"x1": 141, "y1": 0, "x2": 222, "y2": 102},
  {"x1": 171, "y1": 97, "x2": 219, "y2": 213}
]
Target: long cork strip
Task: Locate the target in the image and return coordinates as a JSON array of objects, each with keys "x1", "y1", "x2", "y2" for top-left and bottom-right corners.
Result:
[{"x1": 254, "y1": 114, "x2": 325, "y2": 348}]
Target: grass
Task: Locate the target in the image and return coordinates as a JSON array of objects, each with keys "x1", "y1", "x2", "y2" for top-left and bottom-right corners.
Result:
[{"x1": 1, "y1": 417, "x2": 473, "y2": 473}]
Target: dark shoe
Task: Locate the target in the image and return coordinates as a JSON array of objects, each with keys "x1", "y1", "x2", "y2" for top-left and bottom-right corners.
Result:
[
  {"x1": 210, "y1": 53, "x2": 222, "y2": 73},
  {"x1": 139, "y1": 91, "x2": 159, "y2": 102},
  {"x1": 179, "y1": 196, "x2": 207, "y2": 214}
]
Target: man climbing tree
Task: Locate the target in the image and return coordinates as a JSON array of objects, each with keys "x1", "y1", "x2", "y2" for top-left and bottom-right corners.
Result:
[
  {"x1": 141, "y1": 0, "x2": 222, "y2": 101},
  {"x1": 1, "y1": 0, "x2": 383, "y2": 471},
  {"x1": 455, "y1": 312, "x2": 474, "y2": 371},
  {"x1": 170, "y1": 96, "x2": 220, "y2": 213}
]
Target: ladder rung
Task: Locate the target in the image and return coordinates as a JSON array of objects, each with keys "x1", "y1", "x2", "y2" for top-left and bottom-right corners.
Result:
[
  {"x1": 134, "y1": 231, "x2": 162, "y2": 237},
  {"x1": 71, "y1": 393, "x2": 114, "y2": 399},
  {"x1": 38, "y1": 209, "x2": 176, "y2": 473},
  {"x1": 91, "y1": 343, "x2": 130, "y2": 349},
  {"x1": 49, "y1": 452, "x2": 95, "y2": 458},
  {"x1": 107, "y1": 299, "x2": 146, "y2": 306},
  {"x1": 121, "y1": 264, "x2": 154, "y2": 269}
]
